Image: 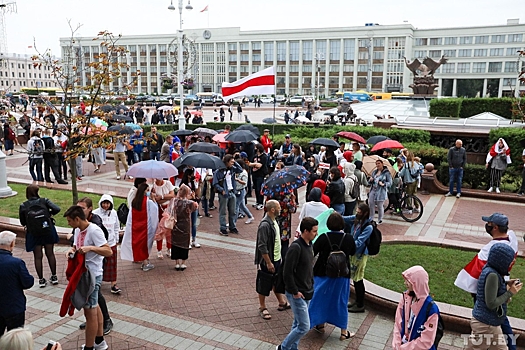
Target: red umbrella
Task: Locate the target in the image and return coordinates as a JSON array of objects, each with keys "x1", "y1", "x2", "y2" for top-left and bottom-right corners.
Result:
[
  {"x1": 190, "y1": 110, "x2": 203, "y2": 116},
  {"x1": 212, "y1": 132, "x2": 232, "y2": 146},
  {"x1": 371, "y1": 140, "x2": 404, "y2": 152},
  {"x1": 336, "y1": 131, "x2": 366, "y2": 144}
]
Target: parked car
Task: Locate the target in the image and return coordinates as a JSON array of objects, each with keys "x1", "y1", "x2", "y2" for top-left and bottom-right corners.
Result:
[
  {"x1": 260, "y1": 97, "x2": 274, "y2": 103},
  {"x1": 275, "y1": 95, "x2": 286, "y2": 103},
  {"x1": 288, "y1": 96, "x2": 304, "y2": 103}
]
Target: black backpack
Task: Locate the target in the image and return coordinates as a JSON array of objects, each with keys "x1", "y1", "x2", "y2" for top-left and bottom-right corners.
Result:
[
  {"x1": 32, "y1": 138, "x2": 44, "y2": 156},
  {"x1": 117, "y1": 202, "x2": 129, "y2": 225},
  {"x1": 24, "y1": 198, "x2": 52, "y2": 236},
  {"x1": 364, "y1": 221, "x2": 382, "y2": 256},
  {"x1": 325, "y1": 232, "x2": 349, "y2": 278},
  {"x1": 426, "y1": 300, "x2": 445, "y2": 348},
  {"x1": 348, "y1": 175, "x2": 359, "y2": 200}
]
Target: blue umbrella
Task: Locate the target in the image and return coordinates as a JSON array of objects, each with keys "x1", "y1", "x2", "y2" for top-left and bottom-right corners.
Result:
[
  {"x1": 125, "y1": 123, "x2": 142, "y2": 130},
  {"x1": 262, "y1": 165, "x2": 309, "y2": 197},
  {"x1": 126, "y1": 160, "x2": 178, "y2": 179}
]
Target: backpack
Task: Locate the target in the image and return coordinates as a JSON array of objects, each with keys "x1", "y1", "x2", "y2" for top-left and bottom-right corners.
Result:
[
  {"x1": 32, "y1": 138, "x2": 44, "y2": 156},
  {"x1": 117, "y1": 202, "x2": 129, "y2": 225},
  {"x1": 364, "y1": 221, "x2": 382, "y2": 256},
  {"x1": 24, "y1": 198, "x2": 52, "y2": 236},
  {"x1": 325, "y1": 232, "x2": 349, "y2": 278},
  {"x1": 7, "y1": 127, "x2": 16, "y2": 141},
  {"x1": 426, "y1": 300, "x2": 445, "y2": 348},
  {"x1": 348, "y1": 175, "x2": 359, "y2": 200}
]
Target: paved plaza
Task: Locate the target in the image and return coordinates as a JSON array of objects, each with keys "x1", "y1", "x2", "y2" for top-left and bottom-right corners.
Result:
[{"x1": 4, "y1": 144, "x2": 525, "y2": 350}]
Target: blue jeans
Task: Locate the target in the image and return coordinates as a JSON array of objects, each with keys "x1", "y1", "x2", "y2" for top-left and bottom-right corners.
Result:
[
  {"x1": 190, "y1": 209, "x2": 197, "y2": 240},
  {"x1": 252, "y1": 176, "x2": 265, "y2": 205},
  {"x1": 331, "y1": 203, "x2": 345, "y2": 216},
  {"x1": 29, "y1": 158, "x2": 43, "y2": 181},
  {"x1": 235, "y1": 189, "x2": 253, "y2": 222},
  {"x1": 85, "y1": 275, "x2": 102, "y2": 309},
  {"x1": 449, "y1": 167, "x2": 463, "y2": 194},
  {"x1": 501, "y1": 316, "x2": 516, "y2": 350},
  {"x1": 218, "y1": 192, "x2": 237, "y2": 231},
  {"x1": 150, "y1": 151, "x2": 160, "y2": 161},
  {"x1": 281, "y1": 291, "x2": 310, "y2": 350}
]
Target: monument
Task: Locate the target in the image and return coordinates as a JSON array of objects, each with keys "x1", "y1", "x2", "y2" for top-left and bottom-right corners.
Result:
[
  {"x1": 0, "y1": 150, "x2": 16, "y2": 198},
  {"x1": 404, "y1": 55, "x2": 448, "y2": 95}
]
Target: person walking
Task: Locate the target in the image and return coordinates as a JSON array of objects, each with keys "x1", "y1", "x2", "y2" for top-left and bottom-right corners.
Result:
[
  {"x1": 213, "y1": 154, "x2": 243, "y2": 236},
  {"x1": 234, "y1": 159, "x2": 255, "y2": 224},
  {"x1": 113, "y1": 137, "x2": 128, "y2": 180},
  {"x1": 0, "y1": 230, "x2": 34, "y2": 336},
  {"x1": 486, "y1": 138, "x2": 511, "y2": 193},
  {"x1": 277, "y1": 217, "x2": 318, "y2": 350},
  {"x1": 19, "y1": 184, "x2": 60, "y2": 288},
  {"x1": 27, "y1": 129, "x2": 44, "y2": 182},
  {"x1": 169, "y1": 184, "x2": 198, "y2": 271},
  {"x1": 367, "y1": 159, "x2": 392, "y2": 224},
  {"x1": 445, "y1": 139, "x2": 467, "y2": 198},
  {"x1": 518, "y1": 146, "x2": 525, "y2": 196}
]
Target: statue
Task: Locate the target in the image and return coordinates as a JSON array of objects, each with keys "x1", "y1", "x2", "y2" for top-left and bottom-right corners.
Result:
[{"x1": 404, "y1": 55, "x2": 448, "y2": 95}]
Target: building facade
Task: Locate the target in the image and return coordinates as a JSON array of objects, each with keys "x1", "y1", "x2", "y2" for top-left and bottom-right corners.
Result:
[
  {"x1": 0, "y1": 53, "x2": 58, "y2": 93},
  {"x1": 60, "y1": 21, "x2": 525, "y2": 98}
]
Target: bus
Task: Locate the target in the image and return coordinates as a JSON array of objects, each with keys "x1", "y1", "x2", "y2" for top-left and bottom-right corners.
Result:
[
  {"x1": 20, "y1": 87, "x2": 65, "y2": 96},
  {"x1": 335, "y1": 91, "x2": 373, "y2": 102}
]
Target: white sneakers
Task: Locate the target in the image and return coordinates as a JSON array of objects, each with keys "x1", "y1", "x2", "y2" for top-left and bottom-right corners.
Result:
[
  {"x1": 82, "y1": 340, "x2": 108, "y2": 350},
  {"x1": 245, "y1": 217, "x2": 254, "y2": 224},
  {"x1": 116, "y1": 176, "x2": 121, "y2": 180},
  {"x1": 192, "y1": 240, "x2": 201, "y2": 248},
  {"x1": 488, "y1": 187, "x2": 493, "y2": 192},
  {"x1": 496, "y1": 188, "x2": 501, "y2": 193},
  {"x1": 488, "y1": 187, "x2": 501, "y2": 193}
]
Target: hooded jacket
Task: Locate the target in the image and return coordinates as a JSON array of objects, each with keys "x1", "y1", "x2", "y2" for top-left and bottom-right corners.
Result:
[
  {"x1": 343, "y1": 162, "x2": 358, "y2": 203},
  {"x1": 392, "y1": 266, "x2": 439, "y2": 350},
  {"x1": 295, "y1": 188, "x2": 329, "y2": 235},
  {"x1": 312, "y1": 179, "x2": 330, "y2": 207},
  {"x1": 92, "y1": 194, "x2": 120, "y2": 247}
]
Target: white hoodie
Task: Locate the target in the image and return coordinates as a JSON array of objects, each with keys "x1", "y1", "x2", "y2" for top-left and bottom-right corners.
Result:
[
  {"x1": 93, "y1": 194, "x2": 120, "y2": 247},
  {"x1": 343, "y1": 162, "x2": 358, "y2": 203}
]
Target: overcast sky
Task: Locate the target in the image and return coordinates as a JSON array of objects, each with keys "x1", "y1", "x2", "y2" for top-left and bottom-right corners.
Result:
[{"x1": 5, "y1": 0, "x2": 524, "y2": 56}]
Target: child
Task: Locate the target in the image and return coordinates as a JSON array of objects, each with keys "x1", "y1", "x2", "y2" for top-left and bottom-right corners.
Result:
[{"x1": 93, "y1": 194, "x2": 122, "y2": 294}]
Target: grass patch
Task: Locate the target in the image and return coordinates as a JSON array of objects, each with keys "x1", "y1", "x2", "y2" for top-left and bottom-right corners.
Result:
[
  {"x1": 366, "y1": 244, "x2": 525, "y2": 319},
  {"x1": 2, "y1": 183, "x2": 126, "y2": 228}
]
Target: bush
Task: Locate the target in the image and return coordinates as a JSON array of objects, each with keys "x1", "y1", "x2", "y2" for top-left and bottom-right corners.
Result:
[
  {"x1": 404, "y1": 142, "x2": 449, "y2": 167},
  {"x1": 438, "y1": 163, "x2": 490, "y2": 190},
  {"x1": 430, "y1": 97, "x2": 525, "y2": 119},
  {"x1": 429, "y1": 98, "x2": 462, "y2": 118},
  {"x1": 320, "y1": 102, "x2": 338, "y2": 108},
  {"x1": 124, "y1": 100, "x2": 135, "y2": 106},
  {"x1": 488, "y1": 128, "x2": 525, "y2": 165}
]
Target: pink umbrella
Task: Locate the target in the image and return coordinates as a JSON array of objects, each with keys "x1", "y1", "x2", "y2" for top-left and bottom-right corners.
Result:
[
  {"x1": 190, "y1": 110, "x2": 203, "y2": 116},
  {"x1": 370, "y1": 140, "x2": 404, "y2": 152}
]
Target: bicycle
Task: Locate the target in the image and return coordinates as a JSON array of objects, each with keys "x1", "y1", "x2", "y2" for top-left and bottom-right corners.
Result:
[{"x1": 386, "y1": 184, "x2": 424, "y2": 222}]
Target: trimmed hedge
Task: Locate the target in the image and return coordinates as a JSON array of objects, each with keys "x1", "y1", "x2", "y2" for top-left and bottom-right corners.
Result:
[
  {"x1": 429, "y1": 99, "x2": 462, "y2": 118},
  {"x1": 403, "y1": 142, "x2": 449, "y2": 167},
  {"x1": 430, "y1": 97, "x2": 525, "y2": 119},
  {"x1": 438, "y1": 162, "x2": 522, "y2": 191}
]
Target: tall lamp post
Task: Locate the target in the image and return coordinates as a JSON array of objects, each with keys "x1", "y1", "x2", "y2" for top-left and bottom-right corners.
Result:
[
  {"x1": 168, "y1": 0, "x2": 193, "y2": 130},
  {"x1": 314, "y1": 52, "x2": 324, "y2": 108}
]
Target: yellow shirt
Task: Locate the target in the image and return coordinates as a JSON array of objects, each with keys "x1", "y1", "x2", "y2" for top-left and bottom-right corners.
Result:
[{"x1": 273, "y1": 219, "x2": 281, "y2": 262}]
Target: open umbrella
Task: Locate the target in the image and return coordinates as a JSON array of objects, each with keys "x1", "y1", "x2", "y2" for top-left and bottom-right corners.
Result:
[
  {"x1": 336, "y1": 131, "x2": 366, "y2": 144},
  {"x1": 262, "y1": 117, "x2": 278, "y2": 124},
  {"x1": 295, "y1": 116, "x2": 310, "y2": 123},
  {"x1": 99, "y1": 105, "x2": 116, "y2": 113},
  {"x1": 125, "y1": 123, "x2": 142, "y2": 130},
  {"x1": 366, "y1": 135, "x2": 391, "y2": 145},
  {"x1": 212, "y1": 133, "x2": 230, "y2": 144},
  {"x1": 310, "y1": 138, "x2": 339, "y2": 148},
  {"x1": 157, "y1": 105, "x2": 174, "y2": 111},
  {"x1": 361, "y1": 155, "x2": 396, "y2": 177},
  {"x1": 108, "y1": 125, "x2": 134, "y2": 135},
  {"x1": 190, "y1": 110, "x2": 203, "y2": 116},
  {"x1": 323, "y1": 112, "x2": 336, "y2": 117},
  {"x1": 194, "y1": 127, "x2": 218, "y2": 138},
  {"x1": 225, "y1": 130, "x2": 258, "y2": 143},
  {"x1": 126, "y1": 160, "x2": 178, "y2": 179},
  {"x1": 262, "y1": 165, "x2": 309, "y2": 197},
  {"x1": 236, "y1": 124, "x2": 261, "y2": 137},
  {"x1": 173, "y1": 152, "x2": 225, "y2": 170},
  {"x1": 187, "y1": 142, "x2": 221, "y2": 154},
  {"x1": 370, "y1": 140, "x2": 404, "y2": 152},
  {"x1": 116, "y1": 105, "x2": 129, "y2": 112},
  {"x1": 171, "y1": 129, "x2": 195, "y2": 137},
  {"x1": 111, "y1": 114, "x2": 133, "y2": 122}
]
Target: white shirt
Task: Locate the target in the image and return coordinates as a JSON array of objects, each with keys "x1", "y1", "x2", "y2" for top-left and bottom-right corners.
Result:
[
  {"x1": 74, "y1": 223, "x2": 107, "y2": 276},
  {"x1": 225, "y1": 170, "x2": 233, "y2": 191},
  {"x1": 153, "y1": 180, "x2": 175, "y2": 197},
  {"x1": 92, "y1": 208, "x2": 120, "y2": 247}
]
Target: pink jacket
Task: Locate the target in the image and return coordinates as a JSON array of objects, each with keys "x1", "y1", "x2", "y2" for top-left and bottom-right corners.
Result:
[{"x1": 392, "y1": 266, "x2": 439, "y2": 350}]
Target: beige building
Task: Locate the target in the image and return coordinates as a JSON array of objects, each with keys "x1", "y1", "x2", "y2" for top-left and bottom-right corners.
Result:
[{"x1": 0, "y1": 52, "x2": 58, "y2": 93}]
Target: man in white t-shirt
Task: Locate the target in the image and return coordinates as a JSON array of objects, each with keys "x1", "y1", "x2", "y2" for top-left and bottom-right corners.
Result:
[{"x1": 65, "y1": 206, "x2": 112, "y2": 350}]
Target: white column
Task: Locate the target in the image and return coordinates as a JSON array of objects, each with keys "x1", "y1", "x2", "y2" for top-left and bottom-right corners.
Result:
[
  {"x1": 483, "y1": 78, "x2": 488, "y2": 97},
  {"x1": 452, "y1": 79, "x2": 457, "y2": 97},
  {"x1": 0, "y1": 151, "x2": 15, "y2": 198}
]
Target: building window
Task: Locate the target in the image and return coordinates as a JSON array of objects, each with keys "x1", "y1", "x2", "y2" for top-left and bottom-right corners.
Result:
[
  {"x1": 372, "y1": 64, "x2": 383, "y2": 72},
  {"x1": 240, "y1": 42, "x2": 249, "y2": 50},
  {"x1": 373, "y1": 38, "x2": 384, "y2": 47},
  {"x1": 289, "y1": 41, "x2": 299, "y2": 61},
  {"x1": 228, "y1": 43, "x2": 237, "y2": 51},
  {"x1": 276, "y1": 65, "x2": 286, "y2": 73},
  {"x1": 458, "y1": 49, "x2": 472, "y2": 57},
  {"x1": 472, "y1": 62, "x2": 486, "y2": 73},
  {"x1": 444, "y1": 37, "x2": 457, "y2": 45},
  {"x1": 252, "y1": 42, "x2": 261, "y2": 50},
  {"x1": 343, "y1": 64, "x2": 353, "y2": 72},
  {"x1": 441, "y1": 63, "x2": 455, "y2": 73},
  {"x1": 459, "y1": 36, "x2": 473, "y2": 45},
  {"x1": 475, "y1": 35, "x2": 489, "y2": 44},
  {"x1": 457, "y1": 63, "x2": 470, "y2": 73},
  {"x1": 443, "y1": 50, "x2": 456, "y2": 57},
  {"x1": 264, "y1": 42, "x2": 274, "y2": 61},
  {"x1": 329, "y1": 64, "x2": 339, "y2": 72},
  {"x1": 504, "y1": 61, "x2": 517, "y2": 72},
  {"x1": 488, "y1": 62, "x2": 502, "y2": 73},
  {"x1": 414, "y1": 50, "x2": 426, "y2": 58},
  {"x1": 316, "y1": 40, "x2": 326, "y2": 56},
  {"x1": 289, "y1": 65, "x2": 299, "y2": 72},
  {"x1": 276, "y1": 42, "x2": 286, "y2": 61},
  {"x1": 159, "y1": 44, "x2": 167, "y2": 53},
  {"x1": 507, "y1": 47, "x2": 520, "y2": 56},
  {"x1": 358, "y1": 39, "x2": 369, "y2": 48},
  {"x1": 491, "y1": 35, "x2": 505, "y2": 43},
  {"x1": 508, "y1": 34, "x2": 523, "y2": 43},
  {"x1": 415, "y1": 38, "x2": 427, "y2": 46},
  {"x1": 253, "y1": 54, "x2": 261, "y2": 61},
  {"x1": 229, "y1": 66, "x2": 237, "y2": 73},
  {"x1": 343, "y1": 39, "x2": 355, "y2": 60},
  {"x1": 473, "y1": 49, "x2": 487, "y2": 57},
  {"x1": 303, "y1": 41, "x2": 313, "y2": 61},
  {"x1": 490, "y1": 48, "x2": 504, "y2": 56},
  {"x1": 240, "y1": 54, "x2": 249, "y2": 61},
  {"x1": 343, "y1": 76, "x2": 353, "y2": 85},
  {"x1": 429, "y1": 38, "x2": 442, "y2": 45},
  {"x1": 303, "y1": 65, "x2": 312, "y2": 72},
  {"x1": 139, "y1": 45, "x2": 146, "y2": 54},
  {"x1": 357, "y1": 64, "x2": 367, "y2": 72},
  {"x1": 373, "y1": 51, "x2": 384, "y2": 60},
  {"x1": 372, "y1": 77, "x2": 382, "y2": 86},
  {"x1": 429, "y1": 50, "x2": 441, "y2": 58},
  {"x1": 329, "y1": 40, "x2": 340, "y2": 60}
]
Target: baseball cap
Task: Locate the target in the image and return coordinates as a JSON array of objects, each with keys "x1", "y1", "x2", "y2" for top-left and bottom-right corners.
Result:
[
  {"x1": 285, "y1": 134, "x2": 291, "y2": 139},
  {"x1": 240, "y1": 151, "x2": 248, "y2": 158},
  {"x1": 482, "y1": 213, "x2": 509, "y2": 227}
]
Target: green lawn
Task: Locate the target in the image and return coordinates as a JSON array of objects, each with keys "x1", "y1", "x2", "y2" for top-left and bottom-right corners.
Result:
[
  {"x1": 366, "y1": 244, "x2": 525, "y2": 319},
  {"x1": 2, "y1": 183, "x2": 126, "y2": 228}
]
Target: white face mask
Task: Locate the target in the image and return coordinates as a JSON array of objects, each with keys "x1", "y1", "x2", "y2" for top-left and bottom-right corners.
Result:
[{"x1": 316, "y1": 170, "x2": 321, "y2": 176}]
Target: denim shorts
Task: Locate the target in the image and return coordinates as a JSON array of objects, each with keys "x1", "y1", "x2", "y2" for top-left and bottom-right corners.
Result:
[{"x1": 85, "y1": 275, "x2": 102, "y2": 309}]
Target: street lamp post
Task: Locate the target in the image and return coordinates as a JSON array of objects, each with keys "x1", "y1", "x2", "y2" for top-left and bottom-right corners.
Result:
[
  {"x1": 314, "y1": 52, "x2": 324, "y2": 108},
  {"x1": 169, "y1": 0, "x2": 193, "y2": 130}
]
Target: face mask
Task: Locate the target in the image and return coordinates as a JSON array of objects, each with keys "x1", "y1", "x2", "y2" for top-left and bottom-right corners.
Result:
[
  {"x1": 316, "y1": 170, "x2": 321, "y2": 176},
  {"x1": 485, "y1": 223, "x2": 494, "y2": 235},
  {"x1": 146, "y1": 191, "x2": 151, "y2": 198}
]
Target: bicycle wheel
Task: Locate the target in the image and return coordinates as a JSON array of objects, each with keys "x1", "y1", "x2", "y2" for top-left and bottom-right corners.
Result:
[{"x1": 399, "y1": 195, "x2": 423, "y2": 222}]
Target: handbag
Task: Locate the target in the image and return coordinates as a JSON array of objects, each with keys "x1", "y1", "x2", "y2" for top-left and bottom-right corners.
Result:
[
  {"x1": 256, "y1": 269, "x2": 274, "y2": 297},
  {"x1": 163, "y1": 200, "x2": 176, "y2": 229}
]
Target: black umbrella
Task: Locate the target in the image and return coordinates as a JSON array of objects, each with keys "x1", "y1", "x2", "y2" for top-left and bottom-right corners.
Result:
[
  {"x1": 324, "y1": 112, "x2": 336, "y2": 117},
  {"x1": 194, "y1": 127, "x2": 218, "y2": 138},
  {"x1": 110, "y1": 114, "x2": 133, "y2": 122},
  {"x1": 108, "y1": 125, "x2": 134, "y2": 135},
  {"x1": 236, "y1": 124, "x2": 261, "y2": 137},
  {"x1": 225, "y1": 130, "x2": 258, "y2": 143},
  {"x1": 310, "y1": 138, "x2": 339, "y2": 148},
  {"x1": 262, "y1": 118, "x2": 278, "y2": 124},
  {"x1": 173, "y1": 152, "x2": 225, "y2": 169},
  {"x1": 366, "y1": 135, "x2": 391, "y2": 145},
  {"x1": 99, "y1": 105, "x2": 116, "y2": 113},
  {"x1": 116, "y1": 105, "x2": 129, "y2": 112},
  {"x1": 171, "y1": 129, "x2": 196, "y2": 137},
  {"x1": 187, "y1": 142, "x2": 221, "y2": 154}
]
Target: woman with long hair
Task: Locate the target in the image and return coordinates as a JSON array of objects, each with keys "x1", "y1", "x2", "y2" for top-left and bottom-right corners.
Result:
[
  {"x1": 170, "y1": 184, "x2": 198, "y2": 270},
  {"x1": 309, "y1": 212, "x2": 356, "y2": 340},
  {"x1": 486, "y1": 138, "x2": 512, "y2": 193},
  {"x1": 19, "y1": 184, "x2": 60, "y2": 287},
  {"x1": 121, "y1": 182, "x2": 159, "y2": 271},
  {"x1": 367, "y1": 159, "x2": 392, "y2": 224},
  {"x1": 325, "y1": 166, "x2": 345, "y2": 215},
  {"x1": 181, "y1": 168, "x2": 201, "y2": 248}
]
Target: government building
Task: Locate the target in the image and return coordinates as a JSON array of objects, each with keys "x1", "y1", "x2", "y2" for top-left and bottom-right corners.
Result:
[{"x1": 61, "y1": 20, "x2": 525, "y2": 98}]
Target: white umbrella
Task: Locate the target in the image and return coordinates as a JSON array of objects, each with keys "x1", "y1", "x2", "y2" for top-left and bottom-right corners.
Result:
[
  {"x1": 126, "y1": 160, "x2": 178, "y2": 179},
  {"x1": 158, "y1": 105, "x2": 174, "y2": 111},
  {"x1": 295, "y1": 116, "x2": 310, "y2": 123}
]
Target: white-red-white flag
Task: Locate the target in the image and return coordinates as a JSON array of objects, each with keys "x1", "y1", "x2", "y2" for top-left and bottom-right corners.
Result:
[
  {"x1": 200, "y1": 5, "x2": 208, "y2": 12},
  {"x1": 222, "y1": 67, "x2": 275, "y2": 101}
]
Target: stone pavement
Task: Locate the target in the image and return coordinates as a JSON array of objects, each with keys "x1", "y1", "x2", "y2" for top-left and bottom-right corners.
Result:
[{"x1": 4, "y1": 146, "x2": 525, "y2": 350}]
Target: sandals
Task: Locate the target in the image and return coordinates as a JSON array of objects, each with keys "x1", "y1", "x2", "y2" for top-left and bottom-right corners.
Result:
[
  {"x1": 259, "y1": 307, "x2": 271, "y2": 320},
  {"x1": 313, "y1": 325, "x2": 325, "y2": 334},
  {"x1": 277, "y1": 302, "x2": 291, "y2": 311},
  {"x1": 339, "y1": 330, "x2": 355, "y2": 341}
]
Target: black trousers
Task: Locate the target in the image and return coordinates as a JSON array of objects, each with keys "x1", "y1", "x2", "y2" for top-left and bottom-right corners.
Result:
[
  {"x1": 0, "y1": 312, "x2": 25, "y2": 337},
  {"x1": 98, "y1": 291, "x2": 110, "y2": 322},
  {"x1": 57, "y1": 153, "x2": 68, "y2": 179},
  {"x1": 43, "y1": 154, "x2": 62, "y2": 181}
]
